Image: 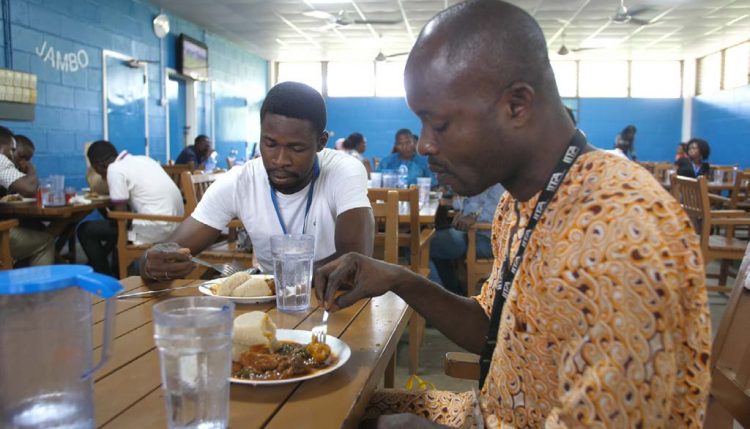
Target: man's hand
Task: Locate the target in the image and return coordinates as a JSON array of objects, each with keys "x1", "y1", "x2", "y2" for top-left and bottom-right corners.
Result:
[
  {"x1": 452, "y1": 214, "x2": 477, "y2": 231},
  {"x1": 141, "y1": 243, "x2": 195, "y2": 282},
  {"x1": 314, "y1": 252, "x2": 408, "y2": 312},
  {"x1": 17, "y1": 160, "x2": 32, "y2": 174}
]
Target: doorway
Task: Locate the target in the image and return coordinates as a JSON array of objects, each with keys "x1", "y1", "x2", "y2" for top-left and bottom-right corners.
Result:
[{"x1": 103, "y1": 51, "x2": 148, "y2": 156}]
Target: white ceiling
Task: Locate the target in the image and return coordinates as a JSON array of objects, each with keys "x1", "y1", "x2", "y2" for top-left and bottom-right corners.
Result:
[{"x1": 150, "y1": 0, "x2": 750, "y2": 62}]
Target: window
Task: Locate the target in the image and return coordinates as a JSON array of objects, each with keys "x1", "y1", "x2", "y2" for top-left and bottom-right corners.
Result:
[
  {"x1": 375, "y1": 61, "x2": 406, "y2": 97},
  {"x1": 550, "y1": 61, "x2": 577, "y2": 97},
  {"x1": 630, "y1": 61, "x2": 681, "y2": 98},
  {"x1": 698, "y1": 52, "x2": 721, "y2": 94},
  {"x1": 277, "y1": 62, "x2": 322, "y2": 93},
  {"x1": 724, "y1": 42, "x2": 749, "y2": 89},
  {"x1": 327, "y1": 62, "x2": 375, "y2": 97},
  {"x1": 578, "y1": 61, "x2": 628, "y2": 97}
]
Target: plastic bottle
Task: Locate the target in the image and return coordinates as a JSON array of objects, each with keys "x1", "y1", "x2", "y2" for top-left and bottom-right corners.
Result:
[
  {"x1": 398, "y1": 163, "x2": 409, "y2": 189},
  {"x1": 205, "y1": 150, "x2": 218, "y2": 171}
]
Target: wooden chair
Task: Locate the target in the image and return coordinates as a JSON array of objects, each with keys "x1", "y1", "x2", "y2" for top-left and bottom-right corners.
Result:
[
  {"x1": 709, "y1": 165, "x2": 738, "y2": 186},
  {"x1": 108, "y1": 211, "x2": 186, "y2": 279},
  {"x1": 180, "y1": 171, "x2": 254, "y2": 276},
  {"x1": 466, "y1": 222, "x2": 493, "y2": 297},
  {"x1": 163, "y1": 162, "x2": 195, "y2": 199},
  {"x1": 370, "y1": 187, "x2": 436, "y2": 375},
  {"x1": 671, "y1": 174, "x2": 750, "y2": 292},
  {"x1": 0, "y1": 219, "x2": 18, "y2": 270},
  {"x1": 704, "y1": 243, "x2": 750, "y2": 428},
  {"x1": 652, "y1": 162, "x2": 674, "y2": 187}
]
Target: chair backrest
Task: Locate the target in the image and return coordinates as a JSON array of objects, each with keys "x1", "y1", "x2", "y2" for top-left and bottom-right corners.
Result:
[
  {"x1": 0, "y1": 219, "x2": 18, "y2": 270},
  {"x1": 710, "y1": 165, "x2": 738, "y2": 185},
  {"x1": 730, "y1": 171, "x2": 750, "y2": 209},
  {"x1": 653, "y1": 162, "x2": 674, "y2": 186},
  {"x1": 671, "y1": 174, "x2": 711, "y2": 256},
  {"x1": 163, "y1": 162, "x2": 195, "y2": 198},
  {"x1": 180, "y1": 171, "x2": 220, "y2": 215},
  {"x1": 367, "y1": 189, "x2": 399, "y2": 264},
  {"x1": 705, "y1": 243, "x2": 750, "y2": 427}
]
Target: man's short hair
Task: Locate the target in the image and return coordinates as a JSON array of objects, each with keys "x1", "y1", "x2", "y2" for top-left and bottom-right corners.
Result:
[
  {"x1": 342, "y1": 132, "x2": 364, "y2": 150},
  {"x1": 260, "y1": 82, "x2": 326, "y2": 136},
  {"x1": 0, "y1": 126, "x2": 14, "y2": 148},
  {"x1": 395, "y1": 128, "x2": 413, "y2": 141},
  {"x1": 14, "y1": 135, "x2": 35, "y2": 152},
  {"x1": 195, "y1": 135, "x2": 210, "y2": 145},
  {"x1": 87, "y1": 140, "x2": 118, "y2": 165}
]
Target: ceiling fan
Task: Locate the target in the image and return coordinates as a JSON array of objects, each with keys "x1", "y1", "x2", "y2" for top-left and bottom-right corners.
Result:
[
  {"x1": 556, "y1": 32, "x2": 601, "y2": 56},
  {"x1": 374, "y1": 50, "x2": 408, "y2": 62},
  {"x1": 610, "y1": 0, "x2": 657, "y2": 25},
  {"x1": 304, "y1": 10, "x2": 402, "y2": 31}
]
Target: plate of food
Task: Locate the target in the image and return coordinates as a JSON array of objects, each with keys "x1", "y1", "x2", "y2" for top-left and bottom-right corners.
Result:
[
  {"x1": 0, "y1": 194, "x2": 35, "y2": 204},
  {"x1": 230, "y1": 312, "x2": 351, "y2": 386},
  {"x1": 83, "y1": 191, "x2": 108, "y2": 201},
  {"x1": 198, "y1": 271, "x2": 276, "y2": 304}
]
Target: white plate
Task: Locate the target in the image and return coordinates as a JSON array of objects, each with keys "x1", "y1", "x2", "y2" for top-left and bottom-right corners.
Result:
[
  {"x1": 231, "y1": 329, "x2": 351, "y2": 386},
  {"x1": 0, "y1": 196, "x2": 35, "y2": 205},
  {"x1": 198, "y1": 274, "x2": 276, "y2": 304}
]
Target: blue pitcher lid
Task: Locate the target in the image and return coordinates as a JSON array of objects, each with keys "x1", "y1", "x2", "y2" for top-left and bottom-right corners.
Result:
[{"x1": 0, "y1": 265, "x2": 123, "y2": 298}]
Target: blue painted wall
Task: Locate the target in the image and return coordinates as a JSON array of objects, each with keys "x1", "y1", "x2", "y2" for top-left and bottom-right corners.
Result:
[
  {"x1": 0, "y1": 0, "x2": 267, "y2": 188},
  {"x1": 692, "y1": 85, "x2": 750, "y2": 169},
  {"x1": 325, "y1": 97, "x2": 683, "y2": 164}
]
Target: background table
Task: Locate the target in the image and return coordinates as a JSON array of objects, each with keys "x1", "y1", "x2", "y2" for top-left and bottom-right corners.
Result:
[{"x1": 93, "y1": 277, "x2": 411, "y2": 429}]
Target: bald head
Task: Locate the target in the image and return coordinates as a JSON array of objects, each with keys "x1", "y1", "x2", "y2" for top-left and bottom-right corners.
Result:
[{"x1": 406, "y1": 0, "x2": 556, "y2": 101}]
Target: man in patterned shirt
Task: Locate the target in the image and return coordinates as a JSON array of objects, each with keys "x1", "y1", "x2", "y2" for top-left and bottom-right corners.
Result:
[
  {"x1": 0, "y1": 126, "x2": 55, "y2": 266},
  {"x1": 315, "y1": 1, "x2": 711, "y2": 428}
]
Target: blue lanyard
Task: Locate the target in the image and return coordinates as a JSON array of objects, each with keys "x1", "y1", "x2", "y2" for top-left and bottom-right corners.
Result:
[{"x1": 269, "y1": 157, "x2": 320, "y2": 235}]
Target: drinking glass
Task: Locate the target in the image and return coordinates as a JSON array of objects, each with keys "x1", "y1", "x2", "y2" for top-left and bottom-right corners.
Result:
[
  {"x1": 271, "y1": 234, "x2": 314, "y2": 313},
  {"x1": 369, "y1": 172, "x2": 382, "y2": 188},
  {"x1": 417, "y1": 177, "x2": 431, "y2": 208},
  {"x1": 153, "y1": 297, "x2": 234, "y2": 429}
]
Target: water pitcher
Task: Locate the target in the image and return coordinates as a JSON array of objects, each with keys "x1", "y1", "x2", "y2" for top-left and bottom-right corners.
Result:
[{"x1": 0, "y1": 265, "x2": 122, "y2": 428}]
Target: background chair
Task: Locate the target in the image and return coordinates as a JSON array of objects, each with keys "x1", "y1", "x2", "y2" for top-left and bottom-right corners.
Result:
[
  {"x1": 163, "y1": 161, "x2": 195, "y2": 200},
  {"x1": 671, "y1": 174, "x2": 750, "y2": 292},
  {"x1": 466, "y1": 222, "x2": 493, "y2": 297},
  {"x1": 704, "y1": 243, "x2": 750, "y2": 428},
  {"x1": 0, "y1": 219, "x2": 18, "y2": 270}
]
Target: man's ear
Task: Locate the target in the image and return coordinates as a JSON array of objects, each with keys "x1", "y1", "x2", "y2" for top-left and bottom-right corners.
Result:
[
  {"x1": 500, "y1": 82, "x2": 535, "y2": 127},
  {"x1": 317, "y1": 131, "x2": 329, "y2": 151}
]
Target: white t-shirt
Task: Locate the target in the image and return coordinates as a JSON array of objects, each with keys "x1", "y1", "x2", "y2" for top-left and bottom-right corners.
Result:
[
  {"x1": 604, "y1": 148, "x2": 628, "y2": 159},
  {"x1": 107, "y1": 151, "x2": 184, "y2": 244},
  {"x1": 192, "y1": 148, "x2": 370, "y2": 272},
  {"x1": 0, "y1": 154, "x2": 24, "y2": 189}
]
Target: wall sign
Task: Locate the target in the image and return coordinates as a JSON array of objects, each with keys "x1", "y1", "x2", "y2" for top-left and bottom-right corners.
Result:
[{"x1": 35, "y1": 41, "x2": 89, "y2": 72}]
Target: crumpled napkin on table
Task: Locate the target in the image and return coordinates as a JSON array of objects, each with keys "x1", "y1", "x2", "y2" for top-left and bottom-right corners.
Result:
[{"x1": 69, "y1": 195, "x2": 92, "y2": 205}]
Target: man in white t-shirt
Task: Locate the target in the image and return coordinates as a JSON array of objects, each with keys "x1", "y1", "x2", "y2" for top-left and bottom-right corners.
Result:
[
  {"x1": 142, "y1": 81, "x2": 374, "y2": 279},
  {"x1": 80, "y1": 140, "x2": 184, "y2": 276}
]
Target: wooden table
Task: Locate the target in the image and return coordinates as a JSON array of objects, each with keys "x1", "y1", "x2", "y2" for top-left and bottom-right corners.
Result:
[
  {"x1": 93, "y1": 277, "x2": 411, "y2": 429},
  {"x1": 398, "y1": 199, "x2": 440, "y2": 224},
  {"x1": 0, "y1": 199, "x2": 108, "y2": 236}
]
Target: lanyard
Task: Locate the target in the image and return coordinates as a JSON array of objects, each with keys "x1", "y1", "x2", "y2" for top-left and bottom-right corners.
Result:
[
  {"x1": 269, "y1": 157, "x2": 320, "y2": 235},
  {"x1": 478, "y1": 130, "x2": 588, "y2": 388}
]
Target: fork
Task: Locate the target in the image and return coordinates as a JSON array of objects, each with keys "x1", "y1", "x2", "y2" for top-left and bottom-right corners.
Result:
[
  {"x1": 311, "y1": 310, "x2": 329, "y2": 344},
  {"x1": 190, "y1": 257, "x2": 241, "y2": 277}
]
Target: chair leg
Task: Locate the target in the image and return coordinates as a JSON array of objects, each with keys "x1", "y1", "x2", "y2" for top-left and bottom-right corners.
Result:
[
  {"x1": 384, "y1": 351, "x2": 396, "y2": 388},
  {"x1": 408, "y1": 312, "x2": 425, "y2": 374},
  {"x1": 718, "y1": 260, "x2": 730, "y2": 286}
]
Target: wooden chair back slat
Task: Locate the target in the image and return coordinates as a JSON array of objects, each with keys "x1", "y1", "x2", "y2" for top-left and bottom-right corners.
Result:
[
  {"x1": 180, "y1": 171, "x2": 220, "y2": 216},
  {"x1": 367, "y1": 189, "x2": 399, "y2": 264}
]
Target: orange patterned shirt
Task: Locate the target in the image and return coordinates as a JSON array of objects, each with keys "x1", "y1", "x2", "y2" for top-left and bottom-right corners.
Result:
[{"x1": 475, "y1": 151, "x2": 711, "y2": 428}]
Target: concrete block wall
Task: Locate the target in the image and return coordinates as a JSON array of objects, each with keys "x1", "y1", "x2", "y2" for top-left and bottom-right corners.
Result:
[{"x1": 0, "y1": 0, "x2": 268, "y2": 188}]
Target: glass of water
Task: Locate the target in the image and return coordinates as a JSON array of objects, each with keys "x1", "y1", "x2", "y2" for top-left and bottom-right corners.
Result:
[
  {"x1": 153, "y1": 297, "x2": 234, "y2": 429},
  {"x1": 271, "y1": 234, "x2": 315, "y2": 313}
]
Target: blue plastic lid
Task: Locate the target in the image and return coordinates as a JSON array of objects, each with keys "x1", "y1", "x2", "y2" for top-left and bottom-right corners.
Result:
[{"x1": 0, "y1": 265, "x2": 123, "y2": 298}]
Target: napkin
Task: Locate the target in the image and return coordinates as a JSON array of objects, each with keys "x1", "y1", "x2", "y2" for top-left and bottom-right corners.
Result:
[{"x1": 69, "y1": 195, "x2": 92, "y2": 205}]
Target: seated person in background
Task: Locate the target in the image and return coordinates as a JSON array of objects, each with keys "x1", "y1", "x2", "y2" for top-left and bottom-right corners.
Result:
[
  {"x1": 342, "y1": 132, "x2": 372, "y2": 177},
  {"x1": 84, "y1": 142, "x2": 110, "y2": 196},
  {"x1": 80, "y1": 140, "x2": 184, "y2": 276},
  {"x1": 175, "y1": 134, "x2": 212, "y2": 169},
  {"x1": 675, "y1": 137, "x2": 710, "y2": 178},
  {"x1": 141, "y1": 82, "x2": 374, "y2": 280},
  {"x1": 429, "y1": 183, "x2": 504, "y2": 295},
  {"x1": 0, "y1": 127, "x2": 54, "y2": 266},
  {"x1": 378, "y1": 128, "x2": 435, "y2": 186},
  {"x1": 674, "y1": 142, "x2": 688, "y2": 161},
  {"x1": 315, "y1": 1, "x2": 710, "y2": 427},
  {"x1": 12, "y1": 135, "x2": 35, "y2": 174},
  {"x1": 604, "y1": 135, "x2": 629, "y2": 159},
  {"x1": 615, "y1": 124, "x2": 637, "y2": 160}
]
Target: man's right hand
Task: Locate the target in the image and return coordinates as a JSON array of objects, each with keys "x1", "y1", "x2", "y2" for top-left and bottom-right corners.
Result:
[
  {"x1": 141, "y1": 243, "x2": 195, "y2": 282},
  {"x1": 314, "y1": 252, "x2": 409, "y2": 312}
]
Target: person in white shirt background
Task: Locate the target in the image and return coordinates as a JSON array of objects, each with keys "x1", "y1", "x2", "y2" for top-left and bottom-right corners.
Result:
[
  {"x1": 80, "y1": 140, "x2": 184, "y2": 276},
  {"x1": 141, "y1": 81, "x2": 374, "y2": 280}
]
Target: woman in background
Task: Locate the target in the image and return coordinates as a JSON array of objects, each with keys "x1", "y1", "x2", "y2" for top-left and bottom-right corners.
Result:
[
  {"x1": 616, "y1": 124, "x2": 637, "y2": 160},
  {"x1": 342, "y1": 132, "x2": 371, "y2": 177},
  {"x1": 674, "y1": 142, "x2": 688, "y2": 161},
  {"x1": 675, "y1": 138, "x2": 711, "y2": 178}
]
